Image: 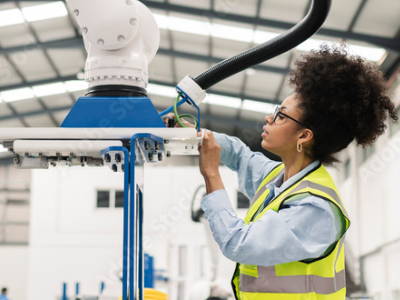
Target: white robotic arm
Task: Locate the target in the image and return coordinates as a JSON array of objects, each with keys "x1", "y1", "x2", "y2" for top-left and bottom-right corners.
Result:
[{"x1": 65, "y1": 0, "x2": 160, "y2": 89}]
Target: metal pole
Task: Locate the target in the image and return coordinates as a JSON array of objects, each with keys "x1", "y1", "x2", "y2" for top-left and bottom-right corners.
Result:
[
  {"x1": 62, "y1": 283, "x2": 67, "y2": 300},
  {"x1": 122, "y1": 148, "x2": 130, "y2": 300},
  {"x1": 138, "y1": 189, "x2": 144, "y2": 300},
  {"x1": 130, "y1": 138, "x2": 137, "y2": 300}
]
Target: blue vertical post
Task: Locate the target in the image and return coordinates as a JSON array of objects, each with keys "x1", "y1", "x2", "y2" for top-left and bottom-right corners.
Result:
[
  {"x1": 62, "y1": 283, "x2": 67, "y2": 300},
  {"x1": 122, "y1": 149, "x2": 130, "y2": 300},
  {"x1": 128, "y1": 134, "x2": 163, "y2": 300},
  {"x1": 100, "y1": 282, "x2": 105, "y2": 294},
  {"x1": 101, "y1": 147, "x2": 130, "y2": 300},
  {"x1": 144, "y1": 254, "x2": 154, "y2": 288},
  {"x1": 75, "y1": 283, "x2": 79, "y2": 296},
  {"x1": 130, "y1": 137, "x2": 138, "y2": 300},
  {"x1": 138, "y1": 189, "x2": 144, "y2": 300}
]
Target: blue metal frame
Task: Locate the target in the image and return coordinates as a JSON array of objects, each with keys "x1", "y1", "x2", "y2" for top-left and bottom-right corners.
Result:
[
  {"x1": 144, "y1": 254, "x2": 155, "y2": 288},
  {"x1": 62, "y1": 283, "x2": 67, "y2": 300},
  {"x1": 158, "y1": 97, "x2": 188, "y2": 117},
  {"x1": 101, "y1": 133, "x2": 164, "y2": 300},
  {"x1": 61, "y1": 97, "x2": 166, "y2": 128},
  {"x1": 171, "y1": 88, "x2": 202, "y2": 132}
]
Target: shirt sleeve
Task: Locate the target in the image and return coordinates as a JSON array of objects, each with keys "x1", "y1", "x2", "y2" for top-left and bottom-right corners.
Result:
[
  {"x1": 213, "y1": 132, "x2": 281, "y2": 200},
  {"x1": 201, "y1": 189, "x2": 344, "y2": 266}
]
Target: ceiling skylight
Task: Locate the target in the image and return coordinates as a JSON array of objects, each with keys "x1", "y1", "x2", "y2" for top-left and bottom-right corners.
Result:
[
  {"x1": 21, "y1": 2, "x2": 68, "y2": 22},
  {"x1": 152, "y1": 13, "x2": 386, "y2": 62},
  {"x1": 242, "y1": 100, "x2": 276, "y2": 114},
  {"x1": 0, "y1": 8, "x2": 25, "y2": 27},
  {"x1": 203, "y1": 94, "x2": 242, "y2": 109},
  {"x1": 0, "y1": 4, "x2": 387, "y2": 62},
  {"x1": 0, "y1": 2, "x2": 68, "y2": 28},
  {"x1": 297, "y1": 39, "x2": 386, "y2": 62},
  {"x1": 33, "y1": 82, "x2": 67, "y2": 97},
  {"x1": 147, "y1": 84, "x2": 177, "y2": 98},
  {"x1": 1, "y1": 87, "x2": 35, "y2": 103},
  {"x1": 65, "y1": 80, "x2": 89, "y2": 92}
]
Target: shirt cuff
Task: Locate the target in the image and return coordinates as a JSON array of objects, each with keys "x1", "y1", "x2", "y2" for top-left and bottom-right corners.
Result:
[{"x1": 201, "y1": 189, "x2": 234, "y2": 219}]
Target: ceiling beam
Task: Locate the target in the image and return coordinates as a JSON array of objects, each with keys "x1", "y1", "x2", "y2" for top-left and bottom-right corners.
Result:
[
  {"x1": 0, "y1": 74, "x2": 78, "y2": 91},
  {"x1": 140, "y1": 0, "x2": 400, "y2": 54},
  {"x1": 347, "y1": 0, "x2": 369, "y2": 32},
  {"x1": 0, "y1": 37, "x2": 288, "y2": 75},
  {"x1": 0, "y1": 73, "x2": 280, "y2": 105},
  {"x1": 0, "y1": 0, "x2": 398, "y2": 52}
]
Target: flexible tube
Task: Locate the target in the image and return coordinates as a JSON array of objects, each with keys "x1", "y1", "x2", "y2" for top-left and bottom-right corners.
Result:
[{"x1": 193, "y1": 0, "x2": 332, "y2": 90}]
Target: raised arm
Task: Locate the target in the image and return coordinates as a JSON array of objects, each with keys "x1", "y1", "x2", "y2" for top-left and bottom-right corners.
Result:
[{"x1": 213, "y1": 132, "x2": 280, "y2": 200}]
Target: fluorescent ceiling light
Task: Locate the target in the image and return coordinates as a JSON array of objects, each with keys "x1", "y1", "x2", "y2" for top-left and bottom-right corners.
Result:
[
  {"x1": 346, "y1": 44, "x2": 386, "y2": 63},
  {"x1": 65, "y1": 80, "x2": 88, "y2": 92},
  {"x1": 21, "y1": 1, "x2": 68, "y2": 22},
  {"x1": 168, "y1": 16, "x2": 210, "y2": 36},
  {"x1": 0, "y1": 8, "x2": 25, "y2": 27},
  {"x1": 0, "y1": 144, "x2": 8, "y2": 153},
  {"x1": 203, "y1": 94, "x2": 242, "y2": 109},
  {"x1": 253, "y1": 30, "x2": 280, "y2": 44},
  {"x1": 147, "y1": 84, "x2": 177, "y2": 98},
  {"x1": 296, "y1": 39, "x2": 385, "y2": 62},
  {"x1": 1, "y1": 88, "x2": 35, "y2": 102},
  {"x1": 33, "y1": 82, "x2": 66, "y2": 97},
  {"x1": 153, "y1": 13, "x2": 386, "y2": 62},
  {"x1": 212, "y1": 23, "x2": 254, "y2": 43},
  {"x1": 242, "y1": 100, "x2": 276, "y2": 114}
]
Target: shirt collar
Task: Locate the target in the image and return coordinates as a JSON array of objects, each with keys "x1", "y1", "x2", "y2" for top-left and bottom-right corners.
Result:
[{"x1": 268, "y1": 160, "x2": 321, "y2": 194}]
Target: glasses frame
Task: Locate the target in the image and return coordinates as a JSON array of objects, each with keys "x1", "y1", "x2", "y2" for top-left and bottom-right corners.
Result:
[{"x1": 272, "y1": 106, "x2": 305, "y2": 127}]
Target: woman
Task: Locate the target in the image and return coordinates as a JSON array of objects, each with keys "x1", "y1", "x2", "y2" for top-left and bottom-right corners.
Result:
[{"x1": 169, "y1": 45, "x2": 398, "y2": 299}]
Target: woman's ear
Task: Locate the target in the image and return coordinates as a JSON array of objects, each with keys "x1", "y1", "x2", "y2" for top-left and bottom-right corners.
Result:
[{"x1": 298, "y1": 129, "x2": 314, "y2": 144}]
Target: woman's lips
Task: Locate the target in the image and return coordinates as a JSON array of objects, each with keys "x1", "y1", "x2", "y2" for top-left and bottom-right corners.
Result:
[{"x1": 262, "y1": 126, "x2": 269, "y2": 137}]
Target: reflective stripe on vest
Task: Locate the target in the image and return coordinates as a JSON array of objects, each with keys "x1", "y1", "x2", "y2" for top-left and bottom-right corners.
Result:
[{"x1": 232, "y1": 163, "x2": 351, "y2": 300}]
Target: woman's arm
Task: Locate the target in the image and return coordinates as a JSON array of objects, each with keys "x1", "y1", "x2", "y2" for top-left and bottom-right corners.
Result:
[
  {"x1": 201, "y1": 191, "x2": 344, "y2": 266},
  {"x1": 212, "y1": 132, "x2": 280, "y2": 200},
  {"x1": 163, "y1": 114, "x2": 279, "y2": 199}
]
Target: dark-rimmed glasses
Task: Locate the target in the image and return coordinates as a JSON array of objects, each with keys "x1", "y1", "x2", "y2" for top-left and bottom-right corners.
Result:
[{"x1": 272, "y1": 106, "x2": 305, "y2": 127}]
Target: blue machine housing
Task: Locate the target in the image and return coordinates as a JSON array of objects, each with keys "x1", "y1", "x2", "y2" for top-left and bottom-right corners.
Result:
[{"x1": 61, "y1": 97, "x2": 166, "y2": 128}]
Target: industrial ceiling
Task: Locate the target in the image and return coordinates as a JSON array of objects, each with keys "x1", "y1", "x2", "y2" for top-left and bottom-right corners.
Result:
[{"x1": 0, "y1": 0, "x2": 399, "y2": 153}]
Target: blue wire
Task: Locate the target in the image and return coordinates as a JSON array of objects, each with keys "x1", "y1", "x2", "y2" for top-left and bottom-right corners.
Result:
[{"x1": 159, "y1": 98, "x2": 188, "y2": 117}]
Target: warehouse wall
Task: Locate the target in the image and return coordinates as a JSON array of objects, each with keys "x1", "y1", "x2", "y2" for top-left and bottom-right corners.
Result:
[
  {"x1": 27, "y1": 156, "x2": 239, "y2": 300},
  {"x1": 28, "y1": 166, "x2": 125, "y2": 299},
  {"x1": 0, "y1": 246, "x2": 29, "y2": 300},
  {"x1": 0, "y1": 162, "x2": 30, "y2": 300},
  {"x1": 333, "y1": 78, "x2": 400, "y2": 300}
]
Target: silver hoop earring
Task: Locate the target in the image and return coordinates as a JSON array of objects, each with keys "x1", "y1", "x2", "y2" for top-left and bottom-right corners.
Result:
[{"x1": 297, "y1": 142, "x2": 303, "y2": 153}]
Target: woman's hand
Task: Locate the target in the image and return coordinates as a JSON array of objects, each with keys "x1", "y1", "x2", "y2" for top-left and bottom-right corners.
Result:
[{"x1": 199, "y1": 131, "x2": 225, "y2": 194}]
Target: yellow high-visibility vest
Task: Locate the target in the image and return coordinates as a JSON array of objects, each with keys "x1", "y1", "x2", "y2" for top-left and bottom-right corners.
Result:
[{"x1": 232, "y1": 163, "x2": 351, "y2": 300}]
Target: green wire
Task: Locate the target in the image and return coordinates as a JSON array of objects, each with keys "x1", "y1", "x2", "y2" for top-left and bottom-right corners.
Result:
[{"x1": 173, "y1": 93, "x2": 198, "y2": 129}]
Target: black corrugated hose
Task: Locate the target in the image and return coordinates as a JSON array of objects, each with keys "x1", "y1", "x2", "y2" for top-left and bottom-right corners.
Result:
[{"x1": 193, "y1": 0, "x2": 332, "y2": 91}]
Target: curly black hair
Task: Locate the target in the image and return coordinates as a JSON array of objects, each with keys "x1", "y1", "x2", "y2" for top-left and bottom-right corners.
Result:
[{"x1": 289, "y1": 44, "x2": 398, "y2": 165}]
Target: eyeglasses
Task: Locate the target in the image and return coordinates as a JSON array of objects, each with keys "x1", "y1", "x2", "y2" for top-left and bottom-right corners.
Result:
[{"x1": 272, "y1": 106, "x2": 305, "y2": 127}]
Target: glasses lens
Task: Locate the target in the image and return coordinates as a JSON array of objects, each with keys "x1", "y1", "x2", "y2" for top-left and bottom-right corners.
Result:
[{"x1": 273, "y1": 106, "x2": 280, "y2": 123}]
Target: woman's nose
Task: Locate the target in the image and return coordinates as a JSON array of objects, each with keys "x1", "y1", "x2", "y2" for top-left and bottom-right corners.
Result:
[{"x1": 265, "y1": 114, "x2": 273, "y2": 124}]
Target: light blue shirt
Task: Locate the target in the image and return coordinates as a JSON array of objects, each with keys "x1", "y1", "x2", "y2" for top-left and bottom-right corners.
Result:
[
  {"x1": 0, "y1": 294, "x2": 10, "y2": 300},
  {"x1": 201, "y1": 132, "x2": 345, "y2": 267}
]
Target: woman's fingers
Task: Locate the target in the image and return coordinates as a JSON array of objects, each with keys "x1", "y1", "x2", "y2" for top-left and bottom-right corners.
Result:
[
  {"x1": 199, "y1": 131, "x2": 221, "y2": 177},
  {"x1": 162, "y1": 113, "x2": 197, "y2": 129},
  {"x1": 162, "y1": 113, "x2": 176, "y2": 127}
]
